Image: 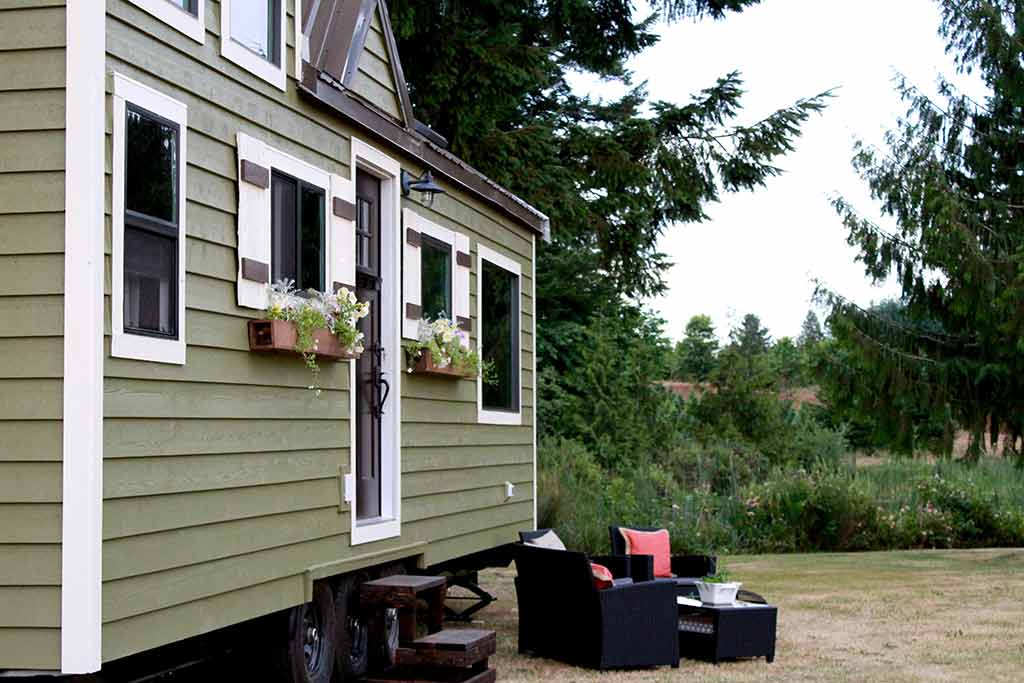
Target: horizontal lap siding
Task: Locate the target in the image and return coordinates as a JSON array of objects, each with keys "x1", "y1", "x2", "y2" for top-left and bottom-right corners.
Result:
[
  {"x1": 351, "y1": 9, "x2": 401, "y2": 121},
  {"x1": 0, "y1": 2, "x2": 64, "y2": 672},
  {"x1": 99, "y1": 0, "x2": 538, "y2": 664},
  {"x1": 101, "y1": 1, "x2": 354, "y2": 663},
  {"x1": 399, "y1": 187, "x2": 536, "y2": 568}
]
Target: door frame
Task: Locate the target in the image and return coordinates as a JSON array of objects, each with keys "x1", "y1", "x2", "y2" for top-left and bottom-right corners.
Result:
[{"x1": 349, "y1": 137, "x2": 402, "y2": 545}]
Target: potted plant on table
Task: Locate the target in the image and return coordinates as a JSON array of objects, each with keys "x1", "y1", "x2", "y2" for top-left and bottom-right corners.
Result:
[
  {"x1": 403, "y1": 317, "x2": 491, "y2": 381},
  {"x1": 248, "y1": 280, "x2": 370, "y2": 396},
  {"x1": 695, "y1": 566, "x2": 742, "y2": 606}
]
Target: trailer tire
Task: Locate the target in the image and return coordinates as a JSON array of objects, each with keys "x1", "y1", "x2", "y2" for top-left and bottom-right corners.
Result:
[
  {"x1": 334, "y1": 573, "x2": 370, "y2": 680},
  {"x1": 279, "y1": 582, "x2": 336, "y2": 683}
]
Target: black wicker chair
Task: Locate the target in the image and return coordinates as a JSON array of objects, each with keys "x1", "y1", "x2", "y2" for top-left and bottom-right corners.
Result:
[
  {"x1": 513, "y1": 543, "x2": 680, "y2": 670},
  {"x1": 608, "y1": 526, "x2": 767, "y2": 604},
  {"x1": 519, "y1": 528, "x2": 633, "y2": 585},
  {"x1": 608, "y1": 526, "x2": 717, "y2": 599}
]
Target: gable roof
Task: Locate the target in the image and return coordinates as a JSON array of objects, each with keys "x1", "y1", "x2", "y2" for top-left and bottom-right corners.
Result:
[
  {"x1": 304, "y1": 0, "x2": 415, "y2": 128},
  {"x1": 299, "y1": 0, "x2": 550, "y2": 240}
]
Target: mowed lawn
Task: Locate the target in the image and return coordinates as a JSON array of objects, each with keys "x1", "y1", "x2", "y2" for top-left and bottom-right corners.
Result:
[{"x1": 459, "y1": 549, "x2": 1024, "y2": 682}]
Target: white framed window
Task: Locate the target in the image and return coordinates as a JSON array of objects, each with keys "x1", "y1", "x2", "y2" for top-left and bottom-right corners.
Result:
[
  {"x1": 477, "y1": 244, "x2": 522, "y2": 425},
  {"x1": 127, "y1": 0, "x2": 206, "y2": 44},
  {"x1": 111, "y1": 73, "x2": 188, "y2": 365},
  {"x1": 402, "y1": 209, "x2": 470, "y2": 338},
  {"x1": 220, "y1": 0, "x2": 287, "y2": 91},
  {"x1": 235, "y1": 133, "x2": 333, "y2": 310}
]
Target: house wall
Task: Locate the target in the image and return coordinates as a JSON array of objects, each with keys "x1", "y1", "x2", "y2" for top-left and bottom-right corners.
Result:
[
  {"x1": 100, "y1": 0, "x2": 534, "y2": 665},
  {"x1": 349, "y1": 6, "x2": 401, "y2": 121},
  {"x1": 0, "y1": 1, "x2": 67, "y2": 672}
]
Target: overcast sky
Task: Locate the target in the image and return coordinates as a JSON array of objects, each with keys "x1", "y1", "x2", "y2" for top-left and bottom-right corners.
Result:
[{"x1": 569, "y1": 0, "x2": 985, "y2": 342}]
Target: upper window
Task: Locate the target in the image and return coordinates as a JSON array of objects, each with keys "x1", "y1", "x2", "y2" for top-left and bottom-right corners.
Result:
[
  {"x1": 112, "y1": 74, "x2": 188, "y2": 365},
  {"x1": 221, "y1": 0, "x2": 286, "y2": 91},
  {"x1": 231, "y1": 0, "x2": 280, "y2": 64},
  {"x1": 478, "y1": 245, "x2": 521, "y2": 423},
  {"x1": 420, "y1": 234, "x2": 452, "y2": 320},
  {"x1": 272, "y1": 170, "x2": 326, "y2": 291},
  {"x1": 127, "y1": 0, "x2": 206, "y2": 44}
]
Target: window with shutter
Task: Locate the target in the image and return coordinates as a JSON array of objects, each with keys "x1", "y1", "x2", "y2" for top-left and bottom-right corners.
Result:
[
  {"x1": 401, "y1": 209, "x2": 469, "y2": 342},
  {"x1": 235, "y1": 133, "x2": 342, "y2": 310}
]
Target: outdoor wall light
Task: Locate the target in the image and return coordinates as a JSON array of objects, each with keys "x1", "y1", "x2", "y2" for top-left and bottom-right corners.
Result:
[{"x1": 401, "y1": 169, "x2": 446, "y2": 208}]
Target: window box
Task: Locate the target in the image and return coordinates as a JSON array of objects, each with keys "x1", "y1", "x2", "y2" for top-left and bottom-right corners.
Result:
[
  {"x1": 408, "y1": 348, "x2": 475, "y2": 379},
  {"x1": 248, "y1": 319, "x2": 359, "y2": 361}
]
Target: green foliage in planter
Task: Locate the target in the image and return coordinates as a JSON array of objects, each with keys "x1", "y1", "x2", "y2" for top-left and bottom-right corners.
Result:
[
  {"x1": 404, "y1": 317, "x2": 495, "y2": 383},
  {"x1": 265, "y1": 280, "x2": 369, "y2": 396}
]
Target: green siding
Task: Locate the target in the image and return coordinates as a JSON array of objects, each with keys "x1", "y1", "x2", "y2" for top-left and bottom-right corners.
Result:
[
  {"x1": 98, "y1": 0, "x2": 536, "y2": 666},
  {"x1": 350, "y1": 6, "x2": 402, "y2": 120},
  {"x1": 0, "y1": 1, "x2": 64, "y2": 671}
]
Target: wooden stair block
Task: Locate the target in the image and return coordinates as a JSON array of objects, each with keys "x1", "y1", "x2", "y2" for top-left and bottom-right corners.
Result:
[
  {"x1": 363, "y1": 666, "x2": 496, "y2": 683},
  {"x1": 360, "y1": 575, "x2": 447, "y2": 609},
  {"x1": 396, "y1": 629, "x2": 497, "y2": 668}
]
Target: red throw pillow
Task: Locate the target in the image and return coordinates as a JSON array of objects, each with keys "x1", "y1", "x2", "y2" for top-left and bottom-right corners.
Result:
[
  {"x1": 590, "y1": 562, "x2": 614, "y2": 590},
  {"x1": 620, "y1": 528, "x2": 672, "y2": 578}
]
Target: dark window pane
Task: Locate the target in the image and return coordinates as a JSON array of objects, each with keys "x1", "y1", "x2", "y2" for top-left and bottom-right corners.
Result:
[
  {"x1": 125, "y1": 106, "x2": 177, "y2": 224},
  {"x1": 482, "y1": 260, "x2": 519, "y2": 411},
  {"x1": 356, "y1": 198, "x2": 371, "y2": 269},
  {"x1": 124, "y1": 227, "x2": 176, "y2": 337},
  {"x1": 300, "y1": 184, "x2": 325, "y2": 291},
  {"x1": 420, "y1": 235, "x2": 451, "y2": 320},
  {"x1": 272, "y1": 171, "x2": 297, "y2": 285}
]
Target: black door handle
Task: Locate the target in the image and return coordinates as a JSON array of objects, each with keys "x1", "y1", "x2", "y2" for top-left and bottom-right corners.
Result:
[{"x1": 377, "y1": 372, "x2": 390, "y2": 416}]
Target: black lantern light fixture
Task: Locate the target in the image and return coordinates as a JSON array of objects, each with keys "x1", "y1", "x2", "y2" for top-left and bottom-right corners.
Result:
[{"x1": 401, "y1": 169, "x2": 446, "y2": 208}]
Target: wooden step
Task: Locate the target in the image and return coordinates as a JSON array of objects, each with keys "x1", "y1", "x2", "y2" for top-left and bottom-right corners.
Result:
[
  {"x1": 396, "y1": 629, "x2": 497, "y2": 668},
  {"x1": 363, "y1": 666, "x2": 496, "y2": 683},
  {"x1": 360, "y1": 575, "x2": 447, "y2": 609}
]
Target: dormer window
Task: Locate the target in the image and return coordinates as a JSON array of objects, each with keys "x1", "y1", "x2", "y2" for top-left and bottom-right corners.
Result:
[{"x1": 220, "y1": 0, "x2": 286, "y2": 91}]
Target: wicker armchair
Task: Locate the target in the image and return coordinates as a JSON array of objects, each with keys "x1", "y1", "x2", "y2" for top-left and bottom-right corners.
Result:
[
  {"x1": 513, "y1": 543, "x2": 679, "y2": 670},
  {"x1": 608, "y1": 525, "x2": 717, "y2": 599}
]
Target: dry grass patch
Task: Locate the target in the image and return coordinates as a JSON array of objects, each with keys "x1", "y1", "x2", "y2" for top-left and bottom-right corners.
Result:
[{"x1": 453, "y1": 549, "x2": 1024, "y2": 682}]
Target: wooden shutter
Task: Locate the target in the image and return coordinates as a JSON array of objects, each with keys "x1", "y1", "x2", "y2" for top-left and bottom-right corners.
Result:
[
  {"x1": 401, "y1": 208, "x2": 422, "y2": 340},
  {"x1": 454, "y1": 232, "x2": 471, "y2": 346},
  {"x1": 236, "y1": 132, "x2": 272, "y2": 309},
  {"x1": 329, "y1": 174, "x2": 356, "y2": 292}
]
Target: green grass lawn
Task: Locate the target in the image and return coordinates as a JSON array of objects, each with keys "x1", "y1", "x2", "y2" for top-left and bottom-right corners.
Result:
[{"x1": 460, "y1": 549, "x2": 1024, "y2": 682}]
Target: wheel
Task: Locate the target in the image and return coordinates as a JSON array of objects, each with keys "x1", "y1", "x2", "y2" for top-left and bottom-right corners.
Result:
[
  {"x1": 334, "y1": 573, "x2": 370, "y2": 680},
  {"x1": 278, "y1": 582, "x2": 336, "y2": 683},
  {"x1": 371, "y1": 562, "x2": 408, "y2": 670}
]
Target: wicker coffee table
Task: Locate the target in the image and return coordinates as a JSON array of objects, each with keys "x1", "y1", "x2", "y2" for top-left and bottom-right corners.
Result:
[{"x1": 676, "y1": 598, "x2": 777, "y2": 664}]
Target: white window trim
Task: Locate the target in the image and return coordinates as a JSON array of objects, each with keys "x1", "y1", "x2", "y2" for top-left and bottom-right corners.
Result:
[
  {"x1": 127, "y1": 0, "x2": 206, "y2": 44},
  {"x1": 405, "y1": 208, "x2": 456, "y2": 322},
  {"x1": 111, "y1": 73, "x2": 188, "y2": 366},
  {"x1": 477, "y1": 243, "x2": 523, "y2": 426},
  {"x1": 265, "y1": 144, "x2": 333, "y2": 284},
  {"x1": 350, "y1": 138, "x2": 403, "y2": 546},
  {"x1": 220, "y1": 0, "x2": 288, "y2": 91}
]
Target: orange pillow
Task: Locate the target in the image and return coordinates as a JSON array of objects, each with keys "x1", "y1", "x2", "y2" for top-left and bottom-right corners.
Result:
[
  {"x1": 620, "y1": 528, "x2": 672, "y2": 578},
  {"x1": 590, "y1": 562, "x2": 614, "y2": 590}
]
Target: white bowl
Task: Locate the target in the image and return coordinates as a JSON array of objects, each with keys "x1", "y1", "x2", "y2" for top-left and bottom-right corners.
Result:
[{"x1": 695, "y1": 581, "x2": 742, "y2": 605}]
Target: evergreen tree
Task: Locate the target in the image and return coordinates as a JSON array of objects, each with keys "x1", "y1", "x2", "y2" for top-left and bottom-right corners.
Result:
[
  {"x1": 824, "y1": 0, "x2": 1024, "y2": 459},
  {"x1": 769, "y1": 336, "x2": 803, "y2": 389},
  {"x1": 797, "y1": 310, "x2": 824, "y2": 349},
  {"x1": 387, "y1": 2, "x2": 828, "y2": 362},
  {"x1": 673, "y1": 314, "x2": 719, "y2": 380},
  {"x1": 729, "y1": 313, "x2": 772, "y2": 357}
]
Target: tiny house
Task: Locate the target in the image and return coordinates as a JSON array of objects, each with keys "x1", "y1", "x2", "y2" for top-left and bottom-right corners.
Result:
[{"x1": 0, "y1": 0, "x2": 546, "y2": 677}]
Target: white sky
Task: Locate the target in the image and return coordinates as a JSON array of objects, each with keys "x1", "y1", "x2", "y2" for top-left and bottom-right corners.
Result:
[{"x1": 568, "y1": 0, "x2": 985, "y2": 342}]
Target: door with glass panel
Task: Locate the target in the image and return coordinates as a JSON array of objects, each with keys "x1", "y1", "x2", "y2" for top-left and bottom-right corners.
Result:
[{"x1": 355, "y1": 171, "x2": 385, "y2": 520}]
